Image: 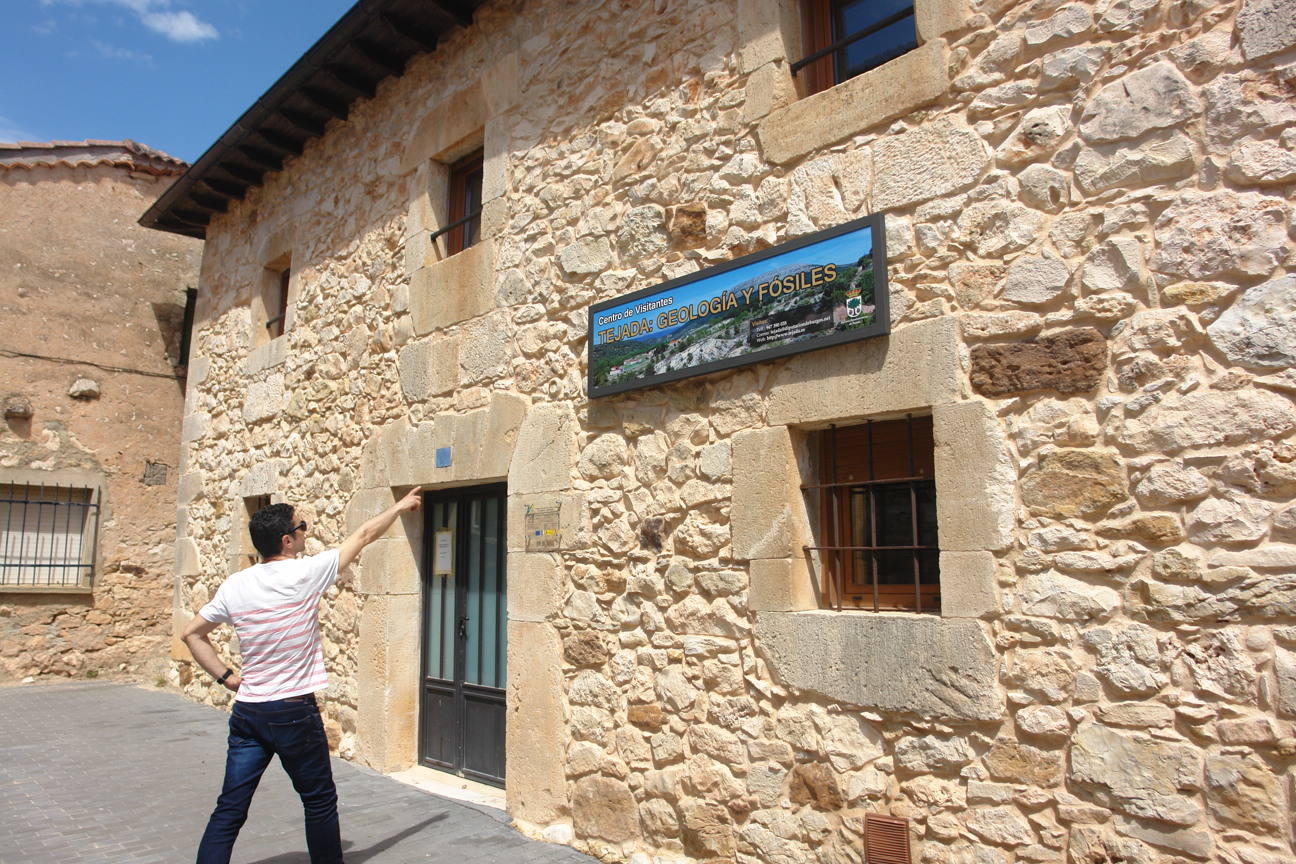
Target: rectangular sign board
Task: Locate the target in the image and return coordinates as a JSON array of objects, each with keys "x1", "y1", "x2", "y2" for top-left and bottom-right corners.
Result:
[
  {"x1": 524, "y1": 502, "x2": 561, "y2": 552},
  {"x1": 587, "y1": 213, "x2": 889, "y2": 398}
]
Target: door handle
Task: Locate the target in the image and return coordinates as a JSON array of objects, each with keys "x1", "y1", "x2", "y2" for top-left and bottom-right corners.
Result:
[{"x1": 457, "y1": 615, "x2": 468, "y2": 639}]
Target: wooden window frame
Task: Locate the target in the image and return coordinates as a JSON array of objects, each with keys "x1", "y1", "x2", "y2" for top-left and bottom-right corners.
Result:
[
  {"x1": 797, "y1": 0, "x2": 919, "y2": 96},
  {"x1": 265, "y1": 265, "x2": 290, "y2": 340},
  {"x1": 804, "y1": 415, "x2": 940, "y2": 613},
  {"x1": 445, "y1": 150, "x2": 484, "y2": 257}
]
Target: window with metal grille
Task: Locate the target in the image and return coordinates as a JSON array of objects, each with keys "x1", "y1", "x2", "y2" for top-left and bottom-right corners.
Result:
[
  {"x1": 803, "y1": 415, "x2": 939, "y2": 613},
  {"x1": 265, "y1": 264, "x2": 290, "y2": 339},
  {"x1": 795, "y1": 0, "x2": 919, "y2": 96},
  {"x1": 438, "y1": 150, "x2": 484, "y2": 256},
  {"x1": 0, "y1": 483, "x2": 100, "y2": 588}
]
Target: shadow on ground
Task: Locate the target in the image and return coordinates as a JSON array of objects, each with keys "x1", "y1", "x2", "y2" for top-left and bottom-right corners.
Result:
[{"x1": 247, "y1": 814, "x2": 447, "y2": 863}]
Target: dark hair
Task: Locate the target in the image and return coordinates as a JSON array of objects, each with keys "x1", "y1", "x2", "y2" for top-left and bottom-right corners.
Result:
[{"x1": 249, "y1": 503, "x2": 296, "y2": 558}]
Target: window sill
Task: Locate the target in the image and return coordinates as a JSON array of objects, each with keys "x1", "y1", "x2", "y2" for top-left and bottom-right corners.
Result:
[
  {"x1": 756, "y1": 38, "x2": 948, "y2": 166},
  {"x1": 245, "y1": 335, "x2": 288, "y2": 375},
  {"x1": 753, "y1": 608, "x2": 1002, "y2": 721},
  {"x1": 0, "y1": 584, "x2": 94, "y2": 595},
  {"x1": 408, "y1": 240, "x2": 495, "y2": 335}
]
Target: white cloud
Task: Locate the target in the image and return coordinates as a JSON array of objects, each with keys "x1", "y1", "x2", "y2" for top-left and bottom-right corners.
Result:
[
  {"x1": 40, "y1": 0, "x2": 218, "y2": 43},
  {"x1": 0, "y1": 116, "x2": 41, "y2": 143},
  {"x1": 92, "y1": 38, "x2": 153, "y2": 63},
  {"x1": 140, "y1": 9, "x2": 217, "y2": 42}
]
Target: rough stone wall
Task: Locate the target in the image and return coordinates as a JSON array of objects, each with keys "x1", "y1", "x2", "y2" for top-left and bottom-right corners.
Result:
[
  {"x1": 0, "y1": 161, "x2": 201, "y2": 681},
  {"x1": 174, "y1": 1, "x2": 1296, "y2": 863}
]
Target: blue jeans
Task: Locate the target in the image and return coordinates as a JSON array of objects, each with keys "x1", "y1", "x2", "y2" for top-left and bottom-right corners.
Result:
[{"x1": 196, "y1": 694, "x2": 343, "y2": 864}]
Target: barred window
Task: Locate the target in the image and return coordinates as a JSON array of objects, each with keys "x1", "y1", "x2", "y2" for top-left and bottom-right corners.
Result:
[
  {"x1": 266, "y1": 264, "x2": 290, "y2": 339},
  {"x1": 446, "y1": 150, "x2": 484, "y2": 256},
  {"x1": 0, "y1": 483, "x2": 100, "y2": 588},
  {"x1": 804, "y1": 415, "x2": 939, "y2": 612},
  {"x1": 796, "y1": 0, "x2": 919, "y2": 96}
]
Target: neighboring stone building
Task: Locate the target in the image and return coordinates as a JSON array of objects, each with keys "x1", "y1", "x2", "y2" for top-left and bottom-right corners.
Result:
[
  {"x1": 146, "y1": 1, "x2": 1295, "y2": 862},
  {"x1": 0, "y1": 140, "x2": 201, "y2": 681}
]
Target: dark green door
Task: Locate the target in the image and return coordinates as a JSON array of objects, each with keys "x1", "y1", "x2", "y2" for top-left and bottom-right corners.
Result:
[{"x1": 419, "y1": 484, "x2": 507, "y2": 785}]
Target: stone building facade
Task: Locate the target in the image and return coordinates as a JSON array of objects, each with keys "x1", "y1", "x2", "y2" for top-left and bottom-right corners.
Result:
[
  {"x1": 0, "y1": 140, "x2": 201, "y2": 681},
  {"x1": 154, "y1": 1, "x2": 1295, "y2": 862}
]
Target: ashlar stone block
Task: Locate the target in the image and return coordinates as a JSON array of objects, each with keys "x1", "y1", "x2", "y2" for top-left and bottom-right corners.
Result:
[
  {"x1": 177, "y1": 471, "x2": 204, "y2": 505},
  {"x1": 181, "y1": 412, "x2": 210, "y2": 444},
  {"x1": 939, "y1": 551, "x2": 998, "y2": 618},
  {"x1": 757, "y1": 39, "x2": 949, "y2": 166},
  {"x1": 244, "y1": 337, "x2": 287, "y2": 375},
  {"x1": 768, "y1": 316, "x2": 962, "y2": 427},
  {"x1": 479, "y1": 392, "x2": 528, "y2": 479},
  {"x1": 356, "y1": 593, "x2": 422, "y2": 773},
  {"x1": 736, "y1": 0, "x2": 800, "y2": 74},
  {"x1": 509, "y1": 402, "x2": 578, "y2": 495},
  {"x1": 175, "y1": 538, "x2": 200, "y2": 578},
  {"x1": 749, "y1": 557, "x2": 818, "y2": 612},
  {"x1": 409, "y1": 241, "x2": 495, "y2": 334},
  {"x1": 915, "y1": 0, "x2": 969, "y2": 41},
  {"x1": 506, "y1": 620, "x2": 568, "y2": 826},
  {"x1": 754, "y1": 611, "x2": 1003, "y2": 721},
  {"x1": 507, "y1": 552, "x2": 563, "y2": 622},
  {"x1": 360, "y1": 417, "x2": 415, "y2": 490},
  {"x1": 732, "y1": 427, "x2": 804, "y2": 561},
  {"x1": 356, "y1": 539, "x2": 419, "y2": 596},
  {"x1": 400, "y1": 82, "x2": 487, "y2": 174},
  {"x1": 481, "y1": 52, "x2": 520, "y2": 117},
  {"x1": 933, "y1": 401, "x2": 1016, "y2": 552},
  {"x1": 345, "y1": 487, "x2": 410, "y2": 540}
]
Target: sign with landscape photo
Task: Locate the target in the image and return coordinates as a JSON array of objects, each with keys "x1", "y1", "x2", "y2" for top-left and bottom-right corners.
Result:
[{"x1": 587, "y1": 213, "x2": 889, "y2": 398}]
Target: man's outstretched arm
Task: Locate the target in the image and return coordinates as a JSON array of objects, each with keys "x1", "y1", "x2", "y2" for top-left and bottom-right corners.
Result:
[{"x1": 337, "y1": 486, "x2": 423, "y2": 571}]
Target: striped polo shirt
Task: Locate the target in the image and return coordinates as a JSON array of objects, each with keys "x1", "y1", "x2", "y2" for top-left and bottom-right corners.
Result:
[{"x1": 199, "y1": 549, "x2": 339, "y2": 702}]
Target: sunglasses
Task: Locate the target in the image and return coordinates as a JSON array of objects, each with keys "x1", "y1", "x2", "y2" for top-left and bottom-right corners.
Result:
[{"x1": 289, "y1": 521, "x2": 308, "y2": 535}]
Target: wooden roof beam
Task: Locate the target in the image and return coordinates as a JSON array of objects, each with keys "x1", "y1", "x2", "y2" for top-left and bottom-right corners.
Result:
[{"x1": 236, "y1": 144, "x2": 284, "y2": 173}]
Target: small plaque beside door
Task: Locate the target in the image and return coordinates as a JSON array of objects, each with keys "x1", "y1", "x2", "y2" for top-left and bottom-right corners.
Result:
[{"x1": 524, "y1": 502, "x2": 560, "y2": 551}]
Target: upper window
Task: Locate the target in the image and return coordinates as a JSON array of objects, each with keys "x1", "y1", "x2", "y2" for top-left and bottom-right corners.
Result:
[
  {"x1": 253, "y1": 252, "x2": 292, "y2": 348},
  {"x1": 266, "y1": 265, "x2": 290, "y2": 340},
  {"x1": 445, "y1": 150, "x2": 484, "y2": 256},
  {"x1": 796, "y1": 0, "x2": 918, "y2": 96},
  {"x1": 0, "y1": 483, "x2": 99, "y2": 589},
  {"x1": 804, "y1": 415, "x2": 939, "y2": 613}
]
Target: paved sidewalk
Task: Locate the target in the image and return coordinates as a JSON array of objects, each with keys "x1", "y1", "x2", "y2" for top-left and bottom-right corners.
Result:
[{"x1": 0, "y1": 681, "x2": 593, "y2": 864}]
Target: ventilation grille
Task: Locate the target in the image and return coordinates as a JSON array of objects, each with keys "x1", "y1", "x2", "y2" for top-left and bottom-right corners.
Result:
[{"x1": 865, "y1": 813, "x2": 912, "y2": 864}]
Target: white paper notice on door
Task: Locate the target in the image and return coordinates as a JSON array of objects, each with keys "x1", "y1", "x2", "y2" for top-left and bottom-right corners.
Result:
[{"x1": 434, "y1": 529, "x2": 453, "y2": 575}]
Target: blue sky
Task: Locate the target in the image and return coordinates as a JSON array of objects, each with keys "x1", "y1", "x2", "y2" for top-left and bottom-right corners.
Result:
[{"x1": 1, "y1": 1, "x2": 357, "y2": 163}]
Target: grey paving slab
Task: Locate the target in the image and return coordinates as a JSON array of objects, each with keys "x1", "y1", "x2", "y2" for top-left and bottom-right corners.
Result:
[{"x1": 0, "y1": 681, "x2": 594, "y2": 864}]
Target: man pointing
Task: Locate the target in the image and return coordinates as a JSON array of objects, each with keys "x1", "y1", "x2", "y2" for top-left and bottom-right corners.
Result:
[{"x1": 182, "y1": 486, "x2": 422, "y2": 864}]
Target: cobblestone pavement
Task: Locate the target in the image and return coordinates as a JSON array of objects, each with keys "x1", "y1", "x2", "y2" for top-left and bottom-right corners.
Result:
[{"x1": 0, "y1": 681, "x2": 594, "y2": 864}]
